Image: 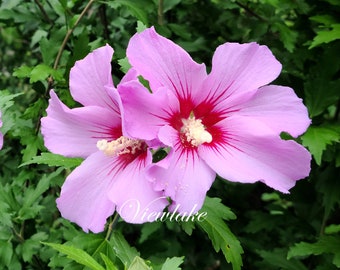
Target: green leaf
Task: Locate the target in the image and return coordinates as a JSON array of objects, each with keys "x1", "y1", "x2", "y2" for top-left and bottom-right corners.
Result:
[
  {"x1": 161, "y1": 257, "x2": 184, "y2": 270},
  {"x1": 29, "y1": 64, "x2": 54, "y2": 83},
  {"x1": 110, "y1": 0, "x2": 151, "y2": 25},
  {"x1": 309, "y1": 24, "x2": 340, "y2": 49},
  {"x1": 20, "y1": 232, "x2": 48, "y2": 262},
  {"x1": 273, "y1": 22, "x2": 298, "y2": 52},
  {"x1": 257, "y1": 248, "x2": 308, "y2": 270},
  {"x1": 20, "y1": 152, "x2": 83, "y2": 168},
  {"x1": 301, "y1": 125, "x2": 340, "y2": 165},
  {"x1": 110, "y1": 231, "x2": 140, "y2": 267},
  {"x1": 325, "y1": 224, "x2": 340, "y2": 235},
  {"x1": 196, "y1": 197, "x2": 243, "y2": 270},
  {"x1": 128, "y1": 256, "x2": 151, "y2": 270},
  {"x1": 100, "y1": 253, "x2": 118, "y2": 270},
  {"x1": 136, "y1": 20, "x2": 147, "y2": 33},
  {"x1": 118, "y1": 57, "x2": 131, "y2": 74},
  {"x1": 43, "y1": 242, "x2": 105, "y2": 270},
  {"x1": 0, "y1": 240, "x2": 13, "y2": 267},
  {"x1": 288, "y1": 235, "x2": 340, "y2": 267},
  {"x1": 12, "y1": 65, "x2": 33, "y2": 78}
]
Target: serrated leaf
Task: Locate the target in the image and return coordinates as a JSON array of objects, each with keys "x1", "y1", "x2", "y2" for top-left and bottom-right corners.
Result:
[
  {"x1": 161, "y1": 256, "x2": 184, "y2": 270},
  {"x1": 21, "y1": 232, "x2": 48, "y2": 262},
  {"x1": 118, "y1": 57, "x2": 131, "y2": 74},
  {"x1": 128, "y1": 256, "x2": 151, "y2": 270},
  {"x1": 139, "y1": 222, "x2": 162, "y2": 243},
  {"x1": 273, "y1": 23, "x2": 298, "y2": 52},
  {"x1": 196, "y1": 197, "x2": 243, "y2": 270},
  {"x1": 257, "y1": 248, "x2": 307, "y2": 270},
  {"x1": 288, "y1": 235, "x2": 340, "y2": 267},
  {"x1": 113, "y1": 0, "x2": 151, "y2": 25},
  {"x1": 111, "y1": 231, "x2": 140, "y2": 267},
  {"x1": 12, "y1": 65, "x2": 33, "y2": 78},
  {"x1": 304, "y1": 77, "x2": 340, "y2": 118},
  {"x1": 43, "y1": 242, "x2": 105, "y2": 270},
  {"x1": 301, "y1": 125, "x2": 340, "y2": 165},
  {"x1": 29, "y1": 64, "x2": 54, "y2": 83},
  {"x1": 309, "y1": 24, "x2": 340, "y2": 49},
  {"x1": 20, "y1": 152, "x2": 83, "y2": 168}
]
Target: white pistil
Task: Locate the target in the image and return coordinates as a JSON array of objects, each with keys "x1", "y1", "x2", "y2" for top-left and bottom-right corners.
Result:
[
  {"x1": 96, "y1": 136, "x2": 143, "y2": 156},
  {"x1": 181, "y1": 116, "x2": 212, "y2": 147}
]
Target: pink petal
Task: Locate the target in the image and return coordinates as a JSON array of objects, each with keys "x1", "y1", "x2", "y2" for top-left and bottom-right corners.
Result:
[
  {"x1": 127, "y1": 27, "x2": 207, "y2": 100},
  {"x1": 41, "y1": 90, "x2": 121, "y2": 158},
  {"x1": 201, "y1": 42, "x2": 282, "y2": 107},
  {"x1": 69, "y1": 44, "x2": 117, "y2": 109},
  {"x1": 235, "y1": 85, "x2": 311, "y2": 137},
  {"x1": 199, "y1": 116, "x2": 311, "y2": 193},
  {"x1": 148, "y1": 148, "x2": 216, "y2": 214},
  {"x1": 108, "y1": 151, "x2": 169, "y2": 223},
  {"x1": 56, "y1": 151, "x2": 117, "y2": 233},
  {"x1": 118, "y1": 81, "x2": 177, "y2": 140}
]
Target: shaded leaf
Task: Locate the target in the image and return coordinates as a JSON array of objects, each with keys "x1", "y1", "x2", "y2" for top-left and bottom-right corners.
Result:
[
  {"x1": 288, "y1": 235, "x2": 340, "y2": 267},
  {"x1": 196, "y1": 197, "x2": 243, "y2": 270}
]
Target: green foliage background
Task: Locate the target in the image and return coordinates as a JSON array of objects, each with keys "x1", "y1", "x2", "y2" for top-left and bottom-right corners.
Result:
[{"x1": 0, "y1": 0, "x2": 339, "y2": 269}]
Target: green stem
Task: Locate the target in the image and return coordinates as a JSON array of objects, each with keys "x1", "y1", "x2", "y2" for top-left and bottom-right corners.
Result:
[
  {"x1": 105, "y1": 212, "x2": 120, "y2": 241},
  {"x1": 158, "y1": 0, "x2": 164, "y2": 25},
  {"x1": 48, "y1": 0, "x2": 95, "y2": 89}
]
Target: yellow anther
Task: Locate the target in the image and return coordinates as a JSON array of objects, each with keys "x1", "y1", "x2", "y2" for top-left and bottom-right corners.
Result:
[{"x1": 96, "y1": 136, "x2": 143, "y2": 156}]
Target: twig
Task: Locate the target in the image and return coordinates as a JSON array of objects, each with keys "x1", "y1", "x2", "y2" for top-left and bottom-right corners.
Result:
[
  {"x1": 47, "y1": 0, "x2": 95, "y2": 90},
  {"x1": 105, "y1": 212, "x2": 120, "y2": 241},
  {"x1": 34, "y1": 0, "x2": 53, "y2": 25},
  {"x1": 235, "y1": 1, "x2": 267, "y2": 22},
  {"x1": 158, "y1": 0, "x2": 164, "y2": 25}
]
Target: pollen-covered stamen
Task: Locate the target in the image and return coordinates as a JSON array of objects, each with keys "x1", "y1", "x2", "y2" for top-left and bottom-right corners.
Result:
[
  {"x1": 96, "y1": 136, "x2": 144, "y2": 156},
  {"x1": 180, "y1": 115, "x2": 213, "y2": 147}
]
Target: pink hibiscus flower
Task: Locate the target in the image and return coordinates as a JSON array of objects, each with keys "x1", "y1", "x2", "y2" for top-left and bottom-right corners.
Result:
[
  {"x1": 119, "y1": 27, "x2": 312, "y2": 214},
  {"x1": 41, "y1": 45, "x2": 168, "y2": 233}
]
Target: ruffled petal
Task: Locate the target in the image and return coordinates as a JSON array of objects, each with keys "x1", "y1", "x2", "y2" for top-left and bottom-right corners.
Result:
[
  {"x1": 234, "y1": 85, "x2": 311, "y2": 137},
  {"x1": 108, "y1": 151, "x2": 169, "y2": 223},
  {"x1": 56, "y1": 151, "x2": 117, "y2": 233},
  {"x1": 148, "y1": 148, "x2": 216, "y2": 214},
  {"x1": 201, "y1": 42, "x2": 282, "y2": 107},
  {"x1": 41, "y1": 90, "x2": 121, "y2": 158},
  {"x1": 127, "y1": 27, "x2": 207, "y2": 100},
  {"x1": 69, "y1": 44, "x2": 117, "y2": 109},
  {"x1": 119, "y1": 81, "x2": 176, "y2": 140},
  {"x1": 199, "y1": 116, "x2": 311, "y2": 193}
]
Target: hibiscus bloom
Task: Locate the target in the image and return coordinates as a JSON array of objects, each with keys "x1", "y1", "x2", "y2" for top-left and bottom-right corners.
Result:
[
  {"x1": 119, "y1": 27, "x2": 311, "y2": 214},
  {"x1": 41, "y1": 45, "x2": 168, "y2": 233}
]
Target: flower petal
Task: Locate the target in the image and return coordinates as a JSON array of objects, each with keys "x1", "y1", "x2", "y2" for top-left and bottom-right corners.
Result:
[
  {"x1": 56, "y1": 151, "x2": 117, "y2": 233},
  {"x1": 41, "y1": 90, "x2": 121, "y2": 158},
  {"x1": 119, "y1": 81, "x2": 177, "y2": 140},
  {"x1": 148, "y1": 148, "x2": 216, "y2": 214},
  {"x1": 108, "y1": 150, "x2": 168, "y2": 223},
  {"x1": 235, "y1": 85, "x2": 311, "y2": 137},
  {"x1": 127, "y1": 27, "x2": 207, "y2": 100},
  {"x1": 202, "y1": 42, "x2": 282, "y2": 107},
  {"x1": 69, "y1": 44, "x2": 116, "y2": 109},
  {"x1": 199, "y1": 116, "x2": 311, "y2": 193}
]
